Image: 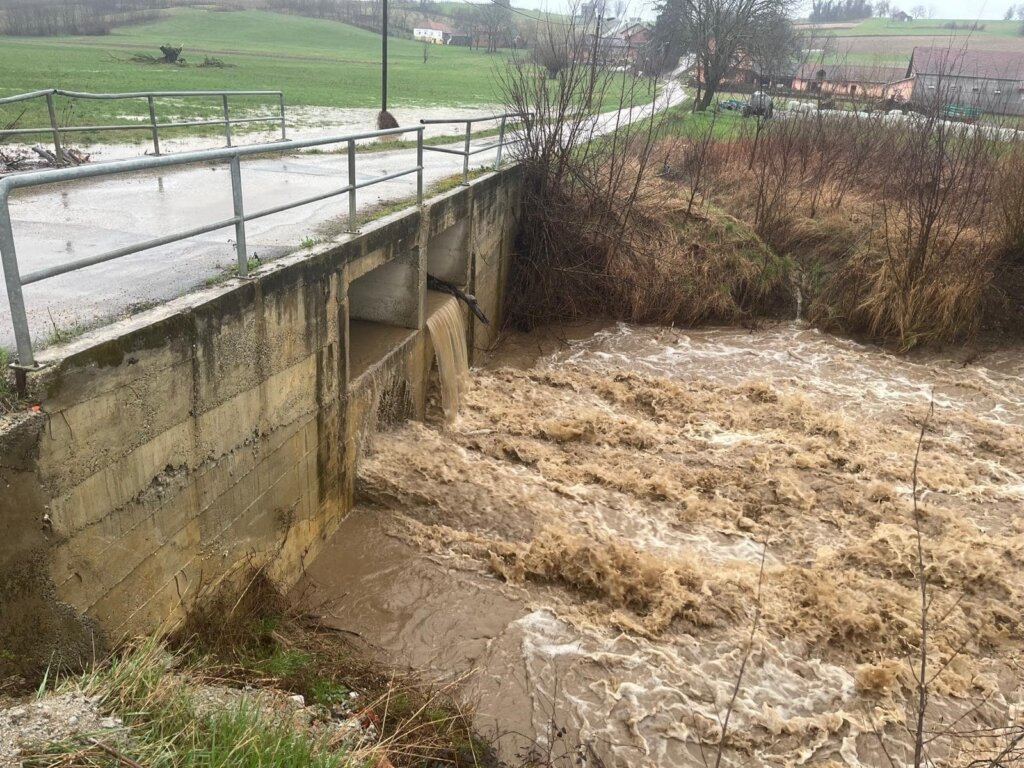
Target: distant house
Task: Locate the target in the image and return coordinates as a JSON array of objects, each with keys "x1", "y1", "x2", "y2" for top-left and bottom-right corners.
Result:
[
  {"x1": 891, "y1": 10, "x2": 913, "y2": 22},
  {"x1": 693, "y1": 47, "x2": 758, "y2": 88},
  {"x1": 413, "y1": 20, "x2": 451, "y2": 45},
  {"x1": 792, "y1": 63, "x2": 914, "y2": 100},
  {"x1": 908, "y1": 46, "x2": 1024, "y2": 116}
]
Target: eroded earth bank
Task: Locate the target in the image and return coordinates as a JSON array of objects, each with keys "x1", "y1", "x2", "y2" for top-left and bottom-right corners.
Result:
[{"x1": 298, "y1": 323, "x2": 1024, "y2": 767}]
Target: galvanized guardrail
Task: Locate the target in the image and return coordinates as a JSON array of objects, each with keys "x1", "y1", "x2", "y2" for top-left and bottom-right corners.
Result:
[
  {"x1": 0, "y1": 125, "x2": 421, "y2": 368},
  {"x1": 0, "y1": 88, "x2": 287, "y2": 161},
  {"x1": 420, "y1": 112, "x2": 528, "y2": 183}
]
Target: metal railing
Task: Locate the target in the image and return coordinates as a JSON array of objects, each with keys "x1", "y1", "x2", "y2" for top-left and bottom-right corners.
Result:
[
  {"x1": 0, "y1": 125, "x2": 423, "y2": 368},
  {"x1": 420, "y1": 112, "x2": 528, "y2": 183},
  {"x1": 0, "y1": 88, "x2": 287, "y2": 162}
]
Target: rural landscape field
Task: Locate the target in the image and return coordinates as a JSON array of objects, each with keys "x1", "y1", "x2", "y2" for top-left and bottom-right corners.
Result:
[
  {"x1": 805, "y1": 16, "x2": 1024, "y2": 63},
  {"x1": 0, "y1": 6, "x2": 507, "y2": 129}
]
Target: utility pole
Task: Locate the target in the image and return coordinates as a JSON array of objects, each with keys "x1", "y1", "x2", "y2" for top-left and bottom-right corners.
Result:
[{"x1": 381, "y1": 0, "x2": 389, "y2": 114}]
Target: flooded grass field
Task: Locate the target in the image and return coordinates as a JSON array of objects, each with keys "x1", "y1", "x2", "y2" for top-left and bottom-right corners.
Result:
[{"x1": 299, "y1": 323, "x2": 1024, "y2": 766}]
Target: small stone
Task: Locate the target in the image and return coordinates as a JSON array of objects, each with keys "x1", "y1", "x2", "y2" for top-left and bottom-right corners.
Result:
[
  {"x1": 287, "y1": 694, "x2": 305, "y2": 707},
  {"x1": 737, "y1": 516, "x2": 756, "y2": 531}
]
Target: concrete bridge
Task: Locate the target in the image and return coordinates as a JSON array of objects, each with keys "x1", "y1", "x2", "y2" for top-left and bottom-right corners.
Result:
[
  {"x1": 0, "y1": 81, "x2": 684, "y2": 671},
  {"x1": 0, "y1": 165, "x2": 520, "y2": 672}
]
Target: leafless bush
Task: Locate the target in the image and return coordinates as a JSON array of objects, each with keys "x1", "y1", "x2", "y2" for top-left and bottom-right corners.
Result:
[{"x1": 501, "y1": 10, "x2": 663, "y2": 328}]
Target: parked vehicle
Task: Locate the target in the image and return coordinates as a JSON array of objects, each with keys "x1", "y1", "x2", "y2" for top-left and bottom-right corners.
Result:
[{"x1": 743, "y1": 91, "x2": 774, "y2": 118}]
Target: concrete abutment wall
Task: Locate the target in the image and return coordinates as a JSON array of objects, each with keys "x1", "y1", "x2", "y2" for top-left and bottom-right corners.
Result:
[{"x1": 0, "y1": 168, "x2": 521, "y2": 673}]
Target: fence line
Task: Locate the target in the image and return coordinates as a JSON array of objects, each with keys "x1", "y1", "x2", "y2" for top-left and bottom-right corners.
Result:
[
  {"x1": 0, "y1": 88, "x2": 287, "y2": 161},
  {"x1": 1, "y1": 112, "x2": 526, "y2": 369},
  {"x1": 420, "y1": 112, "x2": 529, "y2": 183}
]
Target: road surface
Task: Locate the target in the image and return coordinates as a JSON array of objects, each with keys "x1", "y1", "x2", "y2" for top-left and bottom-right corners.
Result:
[{"x1": 0, "y1": 81, "x2": 684, "y2": 350}]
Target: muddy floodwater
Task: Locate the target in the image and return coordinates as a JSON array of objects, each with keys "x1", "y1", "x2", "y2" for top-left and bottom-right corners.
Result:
[{"x1": 298, "y1": 323, "x2": 1024, "y2": 766}]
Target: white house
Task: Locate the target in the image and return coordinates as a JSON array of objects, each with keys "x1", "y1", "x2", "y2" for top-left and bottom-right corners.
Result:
[{"x1": 413, "y1": 20, "x2": 452, "y2": 44}]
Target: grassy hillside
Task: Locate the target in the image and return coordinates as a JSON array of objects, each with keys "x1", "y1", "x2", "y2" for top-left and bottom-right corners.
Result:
[
  {"x1": 0, "y1": 7, "x2": 508, "y2": 132},
  {"x1": 810, "y1": 17, "x2": 1024, "y2": 64}
]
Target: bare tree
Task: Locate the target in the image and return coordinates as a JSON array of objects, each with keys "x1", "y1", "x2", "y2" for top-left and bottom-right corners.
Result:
[
  {"x1": 532, "y1": 20, "x2": 572, "y2": 78},
  {"x1": 654, "y1": 0, "x2": 795, "y2": 111},
  {"x1": 745, "y1": 12, "x2": 802, "y2": 91}
]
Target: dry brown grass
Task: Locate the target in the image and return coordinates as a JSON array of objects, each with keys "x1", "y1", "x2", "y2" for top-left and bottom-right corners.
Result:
[
  {"x1": 679, "y1": 113, "x2": 1024, "y2": 348},
  {"x1": 508, "y1": 152, "x2": 793, "y2": 329}
]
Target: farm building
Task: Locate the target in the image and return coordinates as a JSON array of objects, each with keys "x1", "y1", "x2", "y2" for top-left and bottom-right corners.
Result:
[
  {"x1": 792, "y1": 63, "x2": 914, "y2": 100},
  {"x1": 908, "y1": 46, "x2": 1024, "y2": 116},
  {"x1": 413, "y1": 20, "x2": 452, "y2": 44}
]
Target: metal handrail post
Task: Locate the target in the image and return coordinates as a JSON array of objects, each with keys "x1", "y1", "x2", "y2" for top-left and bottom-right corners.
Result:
[
  {"x1": 147, "y1": 96, "x2": 161, "y2": 156},
  {"x1": 222, "y1": 95, "x2": 233, "y2": 147},
  {"x1": 462, "y1": 122, "x2": 471, "y2": 184},
  {"x1": 346, "y1": 139, "x2": 358, "y2": 233},
  {"x1": 0, "y1": 190, "x2": 34, "y2": 367},
  {"x1": 44, "y1": 92, "x2": 65, "y2": 165},
  {"x1": 229, "y1": 156, "x2": 247, "y2": 276},
  {"x1": 279, "y1": 94, "x2": 287, "y2": 140},
  {"x1": 494, "y1": 115, "x2": 507, "y2": 170},
  {"x1": 416, "y1": 129, "x2": 424, "y2": 205}
]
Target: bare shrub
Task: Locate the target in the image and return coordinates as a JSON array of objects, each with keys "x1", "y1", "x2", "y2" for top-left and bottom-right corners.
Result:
[
  {"x1": 816, "y1": 116, "x2": 1000, "y2": 348},
  {"x1": 502, "y1": 10, "x2": 791, "y2": 330}
]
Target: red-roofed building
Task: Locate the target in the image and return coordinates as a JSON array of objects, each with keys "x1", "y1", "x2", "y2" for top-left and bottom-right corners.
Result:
[
  {"x1": 908, "y1": 46, "x2": 1024, "y2": 116},
  {"x1": 414, "y1": 20, "x2": 453, "y2": 45},
  {"x1": 793, "y1": 63, "x2": 914, "y2": 100}
]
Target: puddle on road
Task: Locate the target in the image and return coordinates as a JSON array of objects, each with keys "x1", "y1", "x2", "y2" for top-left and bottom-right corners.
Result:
[{"x1": 298, "y1": 322, "x2": 1024, "y2": 766}]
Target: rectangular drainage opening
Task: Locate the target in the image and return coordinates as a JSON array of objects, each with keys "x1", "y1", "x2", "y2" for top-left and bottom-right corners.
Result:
[{"x1": 347, "y1": 255, "x2": 421, "y2": 382}]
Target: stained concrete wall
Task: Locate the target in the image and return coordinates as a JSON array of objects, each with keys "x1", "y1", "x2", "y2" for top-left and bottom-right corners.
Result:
[{"x1": 0, "y1": 166, "x2": 521, "y2": 674}]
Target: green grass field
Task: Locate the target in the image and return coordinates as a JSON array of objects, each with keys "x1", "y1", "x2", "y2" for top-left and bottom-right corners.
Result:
[{"x1": 0, "y1": 7, "x2": 511, "y2": 134}]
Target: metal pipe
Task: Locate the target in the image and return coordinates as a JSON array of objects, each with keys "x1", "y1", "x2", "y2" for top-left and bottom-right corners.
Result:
[
  {"x1": 0, "y1": 191, "x2": 33, "y2": 367},
  {"x1": 147, "y1": 95, "x2": 161, "y2": 156},
  {"x1": 495, "y1": 115, "x2": 507, "y2": 170},
  {"x1": 222, "y1": 94, "x2": 232, "y2": 148},
  {"x1": 1, "y1": 116, "x2": 281, "y2": 137},
  {"x1": 229, "y1": 156, "x2": 247, "y2": 276},
  {"x1": 45, "y1": 93, "x2": 65, "y2": 165},
  {"x1": 462, "y1": 122, "x2": 471, "y2": 184},
  {"x1": 244, "y1": 184, "x2": 354, "y2": 222},
  {"x1": 346, "y1": 138, "x2": 358, "y2": 233},
  {"x1": 416, "y1": 131, "x2": 423, "y2": 205},
  {"x1": 0, "y1": 123, "x2": 428, "y2": 362},
  {"x1": 419, "y1": 112, "x2": 530, "y2": 125},
  {"x1": 420, "y1": 145, "x2": 466, "y2": 157},
  {"x1": 20, "y1": 216, "x2": 239, "y2": 284},
  {"x1": 0, "y1": 88, "x2": 286, "y2": 154},
  {"x1": 1, "y1": 126, "x2": 413, "y2": 189}
]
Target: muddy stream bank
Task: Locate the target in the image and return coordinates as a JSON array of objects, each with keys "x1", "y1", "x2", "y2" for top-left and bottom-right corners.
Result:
[{"x1": 296, "y1": 323, "x2": 1024, "y2": 766}]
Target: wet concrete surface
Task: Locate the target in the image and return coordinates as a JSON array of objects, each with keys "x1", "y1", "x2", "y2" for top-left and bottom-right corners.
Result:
[{"x1": 0, "y1": 83, "x2": 683, "y2": 350}]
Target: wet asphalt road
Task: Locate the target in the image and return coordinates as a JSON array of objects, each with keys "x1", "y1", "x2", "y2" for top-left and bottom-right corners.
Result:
[{"x1": 0, "y1": 82, "x2": 683, "y2": 350}]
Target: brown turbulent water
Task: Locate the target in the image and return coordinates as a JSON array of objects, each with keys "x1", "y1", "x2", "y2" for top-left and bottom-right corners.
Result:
[{"x1": 298, "y1": 322, "x2": 1024, "y2": 767}]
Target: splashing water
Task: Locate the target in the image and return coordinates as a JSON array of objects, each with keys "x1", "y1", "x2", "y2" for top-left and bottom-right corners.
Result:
[
  {"x1": 300, "y1": 322, "x2": 1024, "y2": 766},
  {"x1": 425, "y1": 295, "x2": 470, "y2": 421}
]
